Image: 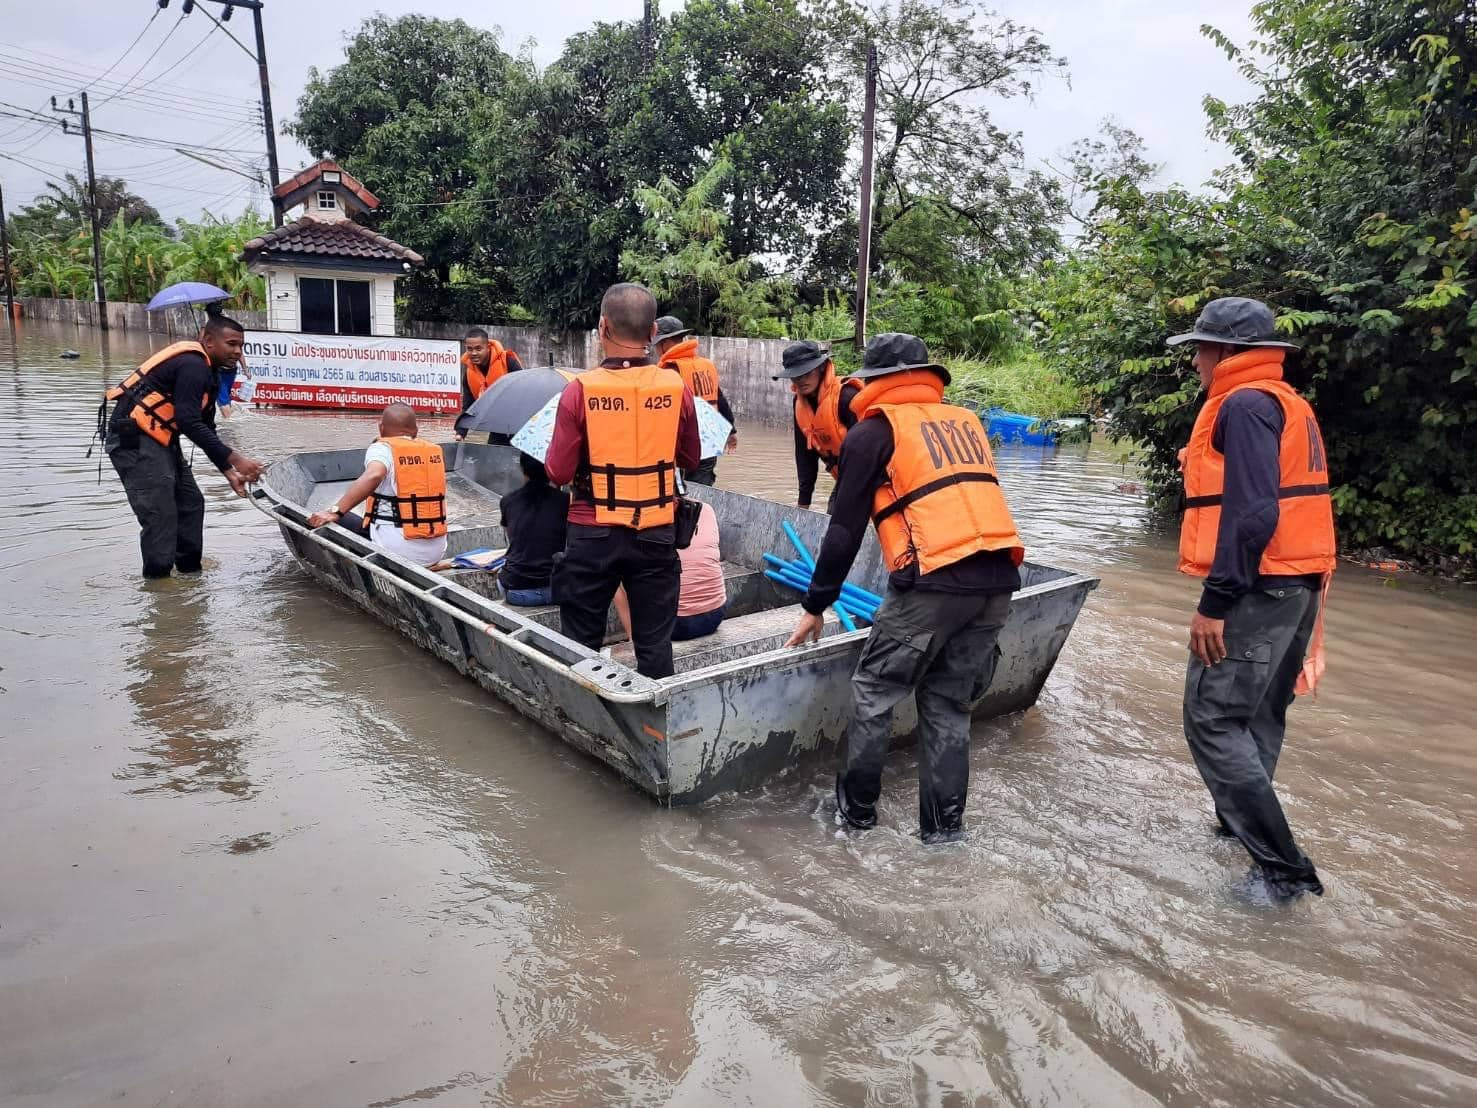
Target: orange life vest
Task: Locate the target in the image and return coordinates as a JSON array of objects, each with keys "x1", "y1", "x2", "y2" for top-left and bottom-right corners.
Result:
[
  {"x1": 659, "y1": 338, "x2": 719, "y2": 405},
  {"x1": 853, "y1": 370, "x2": 1026, "y2": 575},
  {"x1": 794, "y1": 365, "x2": 858, "y2": 477},
  {"x1": 366, "y1": 436, "x2": 448, "y2": 540},
  {"x1": 463, "y1": 342, "x2": 511, "y2": 400},
  {"x1": 104, "y1": 340, "x2": 213, "y2": 448},
  {"x1": 1179, "y1": 348, "x2": 1336, "y2": 577},
  {"x1": 579, "y1": 364, "x2": 684, "y2": 529}
]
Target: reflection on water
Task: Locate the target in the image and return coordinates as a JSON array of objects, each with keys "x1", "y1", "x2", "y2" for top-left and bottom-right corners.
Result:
[{"x1": 1, "y1": 320, "x2": 1475, "y2": 1106}]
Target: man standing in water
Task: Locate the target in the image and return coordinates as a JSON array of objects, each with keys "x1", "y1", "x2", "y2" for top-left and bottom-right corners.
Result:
[
  {"x1": 776, "y1": 340, "x2": 862, "y2": 512},
  {"x1": 1169, "y1": 297, "x2": 1336, "y2": 899},
  {"x1": 785, "y1": 334, "x2": 1023, "y2": 842},
  {"x1": 102, "y1": 315, "x2": 266, "y2": 579}
]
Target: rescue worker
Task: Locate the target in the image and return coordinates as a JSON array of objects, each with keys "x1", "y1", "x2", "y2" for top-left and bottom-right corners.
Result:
[
  {"x1": 101, "y1": 314, "x2": 266, "y2": 578},
  {"x1": 459, "y1": 327, "x2": 525, "y2": 414},
  {"x1": 306, "y1": 403, "x2": 449, "y2": 568},
  {"x1": 652, "y1": 315, "x2": 736, "y2": 485},
  {"x1": 785, "y1": 334, "x2": 1024, "y2": 842},
  {"x1": 1169, "y1": 296, "x2": 1335, "y2": 899},
  {"x1": 775, "y1": 340, "x2": 862, "y2": 511},
  {"x1": 545, "y1": 284, "x2": 702, "y2": 679}
]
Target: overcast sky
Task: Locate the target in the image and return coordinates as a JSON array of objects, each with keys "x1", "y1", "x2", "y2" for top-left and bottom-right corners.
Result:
[{"x1": 0, "y1": 0, "x2": 1257, "y2": 225}]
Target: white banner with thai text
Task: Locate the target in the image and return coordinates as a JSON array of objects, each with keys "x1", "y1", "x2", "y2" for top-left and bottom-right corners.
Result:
[{"x1": 243, "y1": 332, "x2": 461, "y2": 413}]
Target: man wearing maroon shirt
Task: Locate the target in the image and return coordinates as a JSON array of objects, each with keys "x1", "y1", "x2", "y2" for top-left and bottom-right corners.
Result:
[{"x1": 546, "y1": 283, "x2": 702, "y2": 678}]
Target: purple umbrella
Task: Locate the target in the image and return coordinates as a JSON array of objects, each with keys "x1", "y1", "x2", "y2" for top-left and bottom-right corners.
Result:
[{"x1": 146, "y1": 282, "x2": 232, "y2": 311}]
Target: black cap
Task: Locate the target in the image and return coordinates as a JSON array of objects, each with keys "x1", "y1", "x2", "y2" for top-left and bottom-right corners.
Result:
[
  {"x1": 773, "y1": 339, "x2": 833, "y2": 380},
  {"x1": 653, "y1": 315, "x2": 692, "y2": 343},
  {"x1": 850, "y1": 332, "x2": 949, "y2": 383},
  {"x1": 1166, "y1": 297, "x2": 1298, "y2": 349}
]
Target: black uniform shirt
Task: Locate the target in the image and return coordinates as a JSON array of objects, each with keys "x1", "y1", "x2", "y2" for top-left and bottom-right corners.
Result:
[
  {"x1": 111, "y1": 350, "x2": 233, "y2": 471},
  {"x1": 801, "y1": 416, "x2": 1021, "y2": 615}
]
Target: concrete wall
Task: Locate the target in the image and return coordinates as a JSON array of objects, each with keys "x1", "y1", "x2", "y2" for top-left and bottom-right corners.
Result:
[
  {"x1": 20, "y1": 297, "x2": 798, "y2": 425},
  {"x1": 17, "y1": 296, "x2": 268, "y2": 336},
  {"x1": 406, "y1": 321, "x2": 795, "y2": 426}
]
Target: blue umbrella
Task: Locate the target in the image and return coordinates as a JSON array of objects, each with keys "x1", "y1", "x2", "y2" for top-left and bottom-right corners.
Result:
[{"x1": 146, "y1": 282, "x2": 232, "y2": 311}]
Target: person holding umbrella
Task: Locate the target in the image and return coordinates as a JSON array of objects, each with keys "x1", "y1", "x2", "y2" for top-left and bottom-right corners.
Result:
[{"x1": 101, "y1": 314, "x2": 267, "y2": 578}]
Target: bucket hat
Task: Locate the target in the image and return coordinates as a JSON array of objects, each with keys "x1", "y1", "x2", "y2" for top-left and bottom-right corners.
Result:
[
  {"x1": 850, "y1": 332, "x2": 950, "y2": 384},
  {"x1": 652, "y1": 315, "x2": 692, "y2": 343},
  {"x1": 773, "y1": 339, "x2": 833, "y2": 380},
  {"x1": 1166, "y1": 297, "x2": 1298, "y2": 349}
]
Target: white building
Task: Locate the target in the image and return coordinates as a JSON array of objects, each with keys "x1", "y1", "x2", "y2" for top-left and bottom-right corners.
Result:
[{"x1": 241, "y1": 160, "x2": 424, "y2": 337}]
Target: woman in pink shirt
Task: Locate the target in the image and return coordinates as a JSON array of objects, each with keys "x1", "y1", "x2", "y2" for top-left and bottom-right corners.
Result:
[{"x1": 614, "y1": 500, "x2": 727, "y2": 643}]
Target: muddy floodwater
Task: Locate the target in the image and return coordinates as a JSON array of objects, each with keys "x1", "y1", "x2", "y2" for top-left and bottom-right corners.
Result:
[{"x1": 2, "y1": 321, "x2": 1474, "y2": 1107}]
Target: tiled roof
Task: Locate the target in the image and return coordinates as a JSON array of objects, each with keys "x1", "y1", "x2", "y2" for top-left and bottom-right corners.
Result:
[
  {"x1": 241, "y1": 216, "x2": 425, "y2": 266},
  {"x1": 273, "y1": 159, "x2": 380, "y2": 209}
]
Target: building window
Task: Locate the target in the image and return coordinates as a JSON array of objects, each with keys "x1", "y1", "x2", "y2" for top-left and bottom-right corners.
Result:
[
  {"x1": 300, "y1": 277, "x2": 372, "y2": 336},
  {"x1": 317, "y1": 191, "x2": 337, "y2": 210},
  {"x1": 322, "y1": 170, "x2": 341, "y2": 184}
]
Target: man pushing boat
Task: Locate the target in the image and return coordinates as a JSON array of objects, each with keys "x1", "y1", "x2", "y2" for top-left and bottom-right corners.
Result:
[{"x1": 785, "y1": 333, "x2": 1025, "y2": 842}]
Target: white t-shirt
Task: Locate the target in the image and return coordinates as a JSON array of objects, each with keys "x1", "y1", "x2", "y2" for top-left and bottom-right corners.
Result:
[{"x1": 364, "y1": 441, "x2": 448, "y2": 567}]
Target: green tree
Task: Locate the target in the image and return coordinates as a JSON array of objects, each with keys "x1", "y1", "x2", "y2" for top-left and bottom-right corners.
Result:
[
  {"x1": 826, "y1": 0, "x2": 1067, "y2": 284},
  {"x1": 163, "y1": 212, "x2": 269, "y2": 309},
  {"x1": 1042, "y1": 0, "x2": 1477, "y2": 566},
  {"x1": 620, "y1": 156, "x2": 789, "y2": 336},
  {"x1": 659, "y1": 0, "x2": 850, "y2": 261},
  {"x1": 289, "y1": 15, "x2": 516, "y2": 307}
]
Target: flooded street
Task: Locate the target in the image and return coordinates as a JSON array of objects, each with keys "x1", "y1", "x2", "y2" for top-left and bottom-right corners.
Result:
[{"x1": 2, "y1": 321, "x2": 1475, "y2": 1106}]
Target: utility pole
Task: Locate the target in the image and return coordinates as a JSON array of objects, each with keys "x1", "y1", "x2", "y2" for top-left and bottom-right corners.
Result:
[
  {"x1": 159, "y1": 0, "x2": 282, "y2": 225},
  {"x1": 52, "y1": 93, "x2": 109, "y2": 330},
  {"x1": 853, "y1": 43, "x2": 878, "y2": 352},
  {"x1": 0, "y1": 180, "x2": 14, "y2": 330}
]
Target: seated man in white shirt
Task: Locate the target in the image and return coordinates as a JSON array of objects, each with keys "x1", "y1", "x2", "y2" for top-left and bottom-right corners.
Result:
[{"x1": 307, "y1": 403, "x2": 449, "y2": 567}]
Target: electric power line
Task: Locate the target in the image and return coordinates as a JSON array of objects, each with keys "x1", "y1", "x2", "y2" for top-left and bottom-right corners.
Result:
[
  {"x1": 0, "y1": 51, "x2": 262, "y2": 127},
  {"x1": 84, "y1": 7, "x2": 163, "y2": 91}
]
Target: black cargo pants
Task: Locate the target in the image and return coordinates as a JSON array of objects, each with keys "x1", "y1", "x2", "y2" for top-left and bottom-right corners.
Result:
[
  {"x1": 107, "y1": 431, "x2": 206, "y2": 578},
  {"x1": 554, "y1": 522, "x2": 681, "y2": 679},
  {"x1": 839, "y1": 587, "x2": 1011, "y2": 841},
  {"x1": 1183, "y1": 585, "x2": 1323, "y2": 895}
]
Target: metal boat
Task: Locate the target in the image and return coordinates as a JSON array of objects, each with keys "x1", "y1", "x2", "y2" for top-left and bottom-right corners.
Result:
[{"x1": 252, "y1": 442, "x2": 1099, "y2": 804}]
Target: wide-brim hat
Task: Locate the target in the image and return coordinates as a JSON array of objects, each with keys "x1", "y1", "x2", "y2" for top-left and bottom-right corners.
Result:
[
  {"x1": 774, "y1": 339, "x2": 833, "y2": 380},
  {"x1": 1167, "y1": 296, "x2": 1299, "y2": 350},
  {"x1": 850, "y1": 332, "x2": 950, "y2": 384},
  {"x1": 653, "y1": 315, "x2": 693, "y2": 343}
]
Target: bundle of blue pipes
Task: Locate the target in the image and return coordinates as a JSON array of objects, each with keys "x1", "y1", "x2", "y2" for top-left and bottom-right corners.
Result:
[{"x1": 762, "y1": 521, "x2": 883, "y2": 631}]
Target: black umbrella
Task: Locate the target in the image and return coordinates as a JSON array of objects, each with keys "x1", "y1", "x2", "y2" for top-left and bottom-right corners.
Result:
[{"x1": 455, "y1": 367, "x2": 580, "y2": 438}]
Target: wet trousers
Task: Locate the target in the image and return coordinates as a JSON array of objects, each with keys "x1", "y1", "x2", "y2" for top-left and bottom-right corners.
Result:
[
  {"x1": 554, "y1": 522, "x2": 680, "y2": 679},
  {"x1": 107, "y1": 432, "x2": 205, "y2": 578},
  {"x1": 839, "y1": 587, "x2": 1011, "y2": 840},
  {"x1": 1183, "y1": 585, "x2": 1323, "y2": 894}
]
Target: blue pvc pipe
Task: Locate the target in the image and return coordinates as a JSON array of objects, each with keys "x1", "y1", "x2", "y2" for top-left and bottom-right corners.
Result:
[
  {"x1": 764, "y1": 569, "x2": 868, "y2": 630},
  {"x1": 781, "y1": 521, "x2": 817, "y2": 570},
  {"x1": 763, "y1": 553, "x2": 881, "y2": 618}
]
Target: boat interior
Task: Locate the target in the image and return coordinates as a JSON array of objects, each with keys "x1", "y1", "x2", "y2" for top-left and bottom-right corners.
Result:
[{"x1": 263, "y1": 442, "x2": 1079, "y2": 678}]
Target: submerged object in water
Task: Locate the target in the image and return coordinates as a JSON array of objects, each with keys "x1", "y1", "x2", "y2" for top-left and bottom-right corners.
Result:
[
  {"x1": 983, "y1": 407, "x2": 1091, "y2": 446},
  {"x1": 59, "y1": 350, "x2": 81, "y2": 360}
]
